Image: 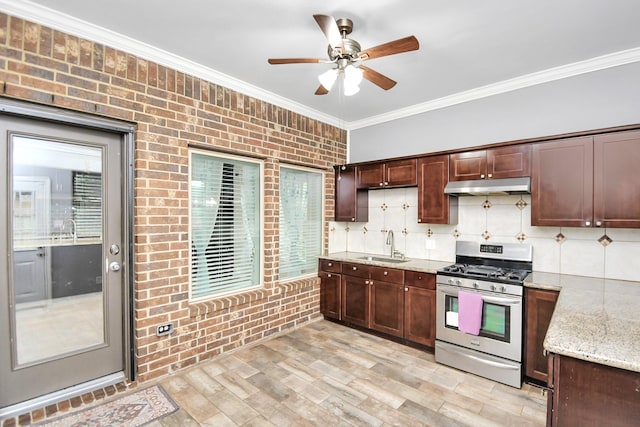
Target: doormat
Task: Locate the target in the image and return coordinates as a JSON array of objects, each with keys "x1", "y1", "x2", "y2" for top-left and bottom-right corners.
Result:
[{"x1": 33, "y1": 385, "x2": 178, "y2": 427}]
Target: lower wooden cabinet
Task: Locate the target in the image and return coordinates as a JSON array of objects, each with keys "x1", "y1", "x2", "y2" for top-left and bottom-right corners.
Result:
[
  {"x1": 547, "y1": 354, "x2": 640, "y2": 427},
  {"x1": 318, "y1": 260, "x2": 341, "y2": 320},
  {"x1": 319, "y1": 259, "x2": 436, "y2": 349},
  {"x1": 524, "y1": 288, "x2": 559, "y2": 383},
  {"x1": 404, "y1": 271, "x2": 436, "y2": 347}
]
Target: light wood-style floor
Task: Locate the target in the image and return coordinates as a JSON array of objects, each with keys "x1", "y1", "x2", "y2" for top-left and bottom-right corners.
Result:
[{"x1": 154, "y1": 320, "x2": 547, "y2": 426}]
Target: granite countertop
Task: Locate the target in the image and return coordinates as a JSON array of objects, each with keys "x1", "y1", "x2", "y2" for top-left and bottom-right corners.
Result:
[
  {"x1": 321, "y1": 251, "x2": 451, "y2": 274},
  {"x1": 527, "y1": 272, "x2": 640, "y2": 373}
]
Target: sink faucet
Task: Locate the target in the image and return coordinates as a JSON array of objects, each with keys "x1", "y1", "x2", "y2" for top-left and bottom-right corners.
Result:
[
  {"x1": 386, "y1": 229, "x2": 395, "y2": 258},
  {"x1": 62, "y1": 218, "x2": 77, "y2": 241}
]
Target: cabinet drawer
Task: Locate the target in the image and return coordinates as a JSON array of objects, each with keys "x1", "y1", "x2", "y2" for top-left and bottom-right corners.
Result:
[
  {"x1": 405, "y1": 271, "x2": 435, "y2": 290},
  {"x1": 319, "y1": 259, "x2": 341, "y2": 273},
  {"x1": 342, "y1": 262, "x2": 370, "y2": 278},
  {"x1": 370, "y1": 266, "x2": 404, "y2": 283}
]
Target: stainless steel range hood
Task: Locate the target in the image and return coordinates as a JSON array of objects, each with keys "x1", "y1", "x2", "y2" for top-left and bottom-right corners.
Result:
[{"x1": 444, "y1": 177, "x2": 531, "y2": 196}]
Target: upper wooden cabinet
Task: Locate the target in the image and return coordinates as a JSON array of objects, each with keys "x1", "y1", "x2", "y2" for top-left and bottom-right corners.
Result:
[
  {"x1": 334, "y1": 165, "x2": 368, "y2": 222},
  {"x1": 449, "y1": 145, "x2": 531, "y2": 181},
  {"x1": 531, "y1": 130, "x2": 640, "y2": 228},
  {"x1": 357, "y1": 159, "x2": 417, "y2": 189},
  {"x1": 417, "y1": 155, "x2": 458, "y2": 225}
]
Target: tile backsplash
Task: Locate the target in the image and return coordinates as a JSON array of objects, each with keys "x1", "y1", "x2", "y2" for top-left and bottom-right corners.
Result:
[{"x1": 328, "y1": 188, "x2": 640, "y2": 282}]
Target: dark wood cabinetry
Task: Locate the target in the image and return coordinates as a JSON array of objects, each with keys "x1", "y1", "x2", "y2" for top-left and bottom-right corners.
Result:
[
  {"x1": 532, "y1": 130, "x2": 640, "y2": 228},
  {"x1": 449, "y1": 145, "x2": 531, "y2": 181},
  {"x1": 417, "y1": 155, "x2": 458, "y2": 225},
  {"x1": 404, "y1": 271, "x2": 436, "y2": 347},
  {"x1": 524, "y1": 288, "x2": 558, "y2": 383},
  {"x1": 356, "y1": 159, "x2": 417, "y2": 189},
  {"x1": 318, "y1": 259, "x2": 341, "y2": 320},
  {"x1": 547, "y1": 354, "x2": 640, "y2": 427},
  {"x1": 334, "y1": 165, "x2": 368, "y2": 222}
]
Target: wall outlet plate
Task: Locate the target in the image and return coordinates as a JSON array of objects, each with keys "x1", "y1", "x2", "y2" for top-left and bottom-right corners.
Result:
[{"x1": 156, "y1": 323, "x2": 174, "y2": 337}]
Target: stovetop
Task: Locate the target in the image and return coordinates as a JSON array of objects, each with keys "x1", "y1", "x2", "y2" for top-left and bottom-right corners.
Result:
[{"x1": 439, "y1": 263, "x2": 530, "y2": 285}]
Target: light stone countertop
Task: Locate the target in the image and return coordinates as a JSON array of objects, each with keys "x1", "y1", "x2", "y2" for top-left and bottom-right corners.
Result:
[
  {"x1": 321, "y1": 252, "x2": 451, "y2": 274},
  {"x1": 322, "y1": 253, "x2": 640, "y2": 373},
  {"x1": 527, "y1": 271, "x2": 640, "y2": 373}
]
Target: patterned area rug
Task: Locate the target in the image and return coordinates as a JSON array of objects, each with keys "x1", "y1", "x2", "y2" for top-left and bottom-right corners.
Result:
[{"x1": 34, "y1": 385, "x2": 178, "y2": 427}]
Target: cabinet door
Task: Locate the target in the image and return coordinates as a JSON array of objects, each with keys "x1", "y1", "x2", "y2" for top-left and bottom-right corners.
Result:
[
  {"x1": 487, "y1": 145, "x2": 531, "y2": 179},
  {"x1": 594, "y1": 130, "x2": 640, "y2": 228},
  {"x1": 418, "y1": 155, "x2": 458, "y2": 225},
  {"x1": 531, "y1": 137, "x2": 594, "y2": 227},
  {"x1": 319, "y1": 271, "x2": 341, "y2": 320},
  {"x1": 449, "y1": 150, "x2": 487, "y2": 181},
  {"x1": 335, "y1": 165, "x2": 368, "y2": 222},
  {"x1": 384, "y1": 159, "x2": 417, "y2": 187},
  {"x1": 370, "y1": 280, "x2": 404, "y2": 337},
  {"x1": 356, "y1": 163, "x2": 385, "y2": 188},
  {"x1": 524, "y1": 288, "x2": 558, "y2": 383},
  {"x1": 404, "y1": 286, "x2": 436, "y2": 347},
  {"x1": 341, "y1": 275, "x2": 370, "y2": 328}
]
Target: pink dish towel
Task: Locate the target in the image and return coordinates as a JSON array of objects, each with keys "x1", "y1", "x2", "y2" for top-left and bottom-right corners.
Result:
[{"x1": 458, "y1": 290, "x2": 483, "y2": 335}]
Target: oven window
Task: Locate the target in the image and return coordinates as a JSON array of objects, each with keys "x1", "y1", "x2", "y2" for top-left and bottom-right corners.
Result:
[{"x1": 444, "y1": 294, "x2": 511, "y2": 342}]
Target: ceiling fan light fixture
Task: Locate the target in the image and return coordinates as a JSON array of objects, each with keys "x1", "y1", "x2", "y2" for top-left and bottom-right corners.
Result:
[
  {"x1": 318, "y1": 68, "x2": 339, "y2": 90},
  {"x1": 343, "y1": 64, "x2": 363, "y2": 96}
]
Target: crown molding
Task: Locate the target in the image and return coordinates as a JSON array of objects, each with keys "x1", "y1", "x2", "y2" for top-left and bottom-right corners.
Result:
[
  {"x1": 0, "y1": 0, "x2": 343, "y2": 128},
  {"x1": 3, "y1": 1, "x2": 640, "y2": 133},
  {"x1": 347, "y1": 46, "x2": 640, "y2": 130}
]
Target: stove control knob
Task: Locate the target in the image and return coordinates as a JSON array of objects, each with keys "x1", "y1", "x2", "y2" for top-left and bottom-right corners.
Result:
[
  {"x1": 447, "y1": 278, "x2": 454, "y2": 285},
  {"x1": 473, "y1": 282, "x2": 479, "y2": 289},
  {"x1": 455, "y1": 279, "x2": 462, "y2": 286},
  {"x1": 500, "y1": 286, "x2": 507, "y2": 292},
  {"x1": 490, "y1": 284, "x2": 496, "y2": 291}
]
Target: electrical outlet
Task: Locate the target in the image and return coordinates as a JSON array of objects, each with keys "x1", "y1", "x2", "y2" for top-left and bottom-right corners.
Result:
[{"x1": 156, "y1": 323, "x2": 174, "y2": 337}]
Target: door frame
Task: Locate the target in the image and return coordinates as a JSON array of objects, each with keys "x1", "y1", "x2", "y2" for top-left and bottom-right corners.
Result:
[{"x1": 0, "y1": 98, "x2": 135, "y2": 414}]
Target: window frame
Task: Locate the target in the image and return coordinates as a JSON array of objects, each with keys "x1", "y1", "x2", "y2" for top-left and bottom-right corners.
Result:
[
  {"x1": 188, "y1": 148, "x2": 264, "y2": 301},
  {"x1": 278, "y1": 163, "x2": 325, "y2": 282}
]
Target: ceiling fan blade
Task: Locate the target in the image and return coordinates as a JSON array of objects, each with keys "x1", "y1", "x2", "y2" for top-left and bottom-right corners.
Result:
[
  {"x1": 314, "y1": 85, "x2": 329, "y2": 95},
  {"x1": 358, "y1": 35, "x2": 419, "y2": 61},
  {"x1": 313, "y1": 14, "x2": 344, "y2": 51},
  {"x1": 268, "y1": 58, "x2": 324, "y2": 64},
  {"x1": 359, "y1": 65, "x2": 397, "y2": 90}
]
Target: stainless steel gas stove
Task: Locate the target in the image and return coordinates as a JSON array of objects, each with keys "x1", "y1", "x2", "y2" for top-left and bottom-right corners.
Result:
[{"x1": 435, "y1": 241, "x2": 532, "y2": 388}]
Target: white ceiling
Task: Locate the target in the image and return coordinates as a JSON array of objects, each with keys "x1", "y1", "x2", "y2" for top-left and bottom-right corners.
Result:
[{"x1": 5, "y1": 0, "x2": 640, "y2": 129}]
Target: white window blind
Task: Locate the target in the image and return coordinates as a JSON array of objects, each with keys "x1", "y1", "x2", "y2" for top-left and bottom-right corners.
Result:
[
  {"x1": 279, "y1": 166, "x2": 323, "y2": 280},
  {"x1": 72, "y1": 172, "x2": 102, "y2": 239},
  {"x1": 190, "y1": 151, "x2": 261, "y2": 300}
]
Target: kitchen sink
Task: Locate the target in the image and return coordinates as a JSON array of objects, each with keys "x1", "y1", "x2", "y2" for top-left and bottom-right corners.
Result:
[{"x1": 358, "y1": 255, "x2": 410, "y2": 264}]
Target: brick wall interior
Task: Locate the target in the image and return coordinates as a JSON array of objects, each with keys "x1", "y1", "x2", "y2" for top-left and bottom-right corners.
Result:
[{"x1": 0, "y1": 13, "x2": 347, "y2": 383}]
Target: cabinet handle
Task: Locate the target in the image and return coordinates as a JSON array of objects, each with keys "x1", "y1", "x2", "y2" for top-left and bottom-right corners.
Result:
[
  {"x1": 487, "y1": 173, "x2": 493, "y2": 178},
  {"x1": 383, "y1": 271, "x2": 388, "y2": 276},
  {"x1": 379, "y1": 182, "x2": 384, "y2": 186},
  {"x1": 585, "y1": 221, "x2": 591, "y2": 227},
  {"x1": 480, "y1": 174, "x2": 485, "y2": 179},
  {"x1": 384, "y1": 181, "x2": 388, "y2": 186},
  {"x1": 596, "y1": 220, "x2": 602, "y2": 227},
  {"x1": 327, "y1": 273, "x2": 332, "y2": 278},
  {"x1": 352, "y1": 266, "x2": 357, "y2": 270},
  {"x1": 365, "y1": 280, "x2": 369, "y2": 284},
  {"x1": 418, "y1": 276, "x2": 422, "y2": 280},
  {"x1": 351, "y1": 218, "x2": 355, "y2": 222},
  {"x1": 328, "y1": 262, "x2": 332, "y2": 267},
  {"x1": 369, "y1": 280, "x2": 374, "y2": 285},
  {"x1": 404, "y1": 287, "x2": 409, "y2": 292},
  {"x1": 418, "y1": 218, "x2": 422, "y2": 223}
]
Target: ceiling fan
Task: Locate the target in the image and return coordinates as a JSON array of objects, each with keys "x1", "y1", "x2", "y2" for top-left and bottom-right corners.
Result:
[{"x1": 268, "y1": 14, "x2": 419, "y2": 96}]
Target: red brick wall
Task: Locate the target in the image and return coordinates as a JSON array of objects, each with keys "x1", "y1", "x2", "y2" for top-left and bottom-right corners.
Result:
[{"x1": 0, "y1": 13, "x2": 346, "y2": 382}]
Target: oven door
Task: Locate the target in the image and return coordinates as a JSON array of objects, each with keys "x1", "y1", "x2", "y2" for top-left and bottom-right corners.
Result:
[{"x1": 436, "y1": 283, "x2": 522, "y2": 361}]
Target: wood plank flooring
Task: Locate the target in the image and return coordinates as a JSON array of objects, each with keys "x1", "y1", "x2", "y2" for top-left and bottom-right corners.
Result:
[{"x1": 154, "y1": 320, "x2": 547, "y2": 426}]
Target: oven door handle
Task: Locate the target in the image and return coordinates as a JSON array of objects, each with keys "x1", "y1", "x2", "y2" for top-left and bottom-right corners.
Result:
[{"x1": 438, "y1": 285, "x2": 521, "y2": 306}]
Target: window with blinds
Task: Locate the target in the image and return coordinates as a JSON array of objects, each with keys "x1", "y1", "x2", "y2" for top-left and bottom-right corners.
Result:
[
  {"x1": 189, "y1": 150, "x2": 262, "y2": 300},
  {"x1": 279, "y1": 166, "x2": 323, "y2": 281},
  {"x1": 72, "y1": 172, "x2": 102, "y2": 239}
]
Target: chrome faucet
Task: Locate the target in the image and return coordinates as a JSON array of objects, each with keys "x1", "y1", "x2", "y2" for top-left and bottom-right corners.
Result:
[
  {"x1": 62, "y1": 218, "x2": 77, "y2": 241},
  {"x1": 386, "y1": 229, "x2": 395, "y2": 258}
]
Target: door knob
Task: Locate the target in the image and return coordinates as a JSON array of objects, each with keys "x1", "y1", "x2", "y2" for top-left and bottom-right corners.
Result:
[{"x1": 109, "y1": 262, "x2": 121, "y2": 272}]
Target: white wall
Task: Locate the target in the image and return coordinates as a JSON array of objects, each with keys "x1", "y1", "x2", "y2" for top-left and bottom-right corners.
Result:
[
  {"x1": 349, "y1": 62, "x2": 640, "y2": 162},
  {"x1": 328, "y1": 188, "x2": 640, "y2": 282}
]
